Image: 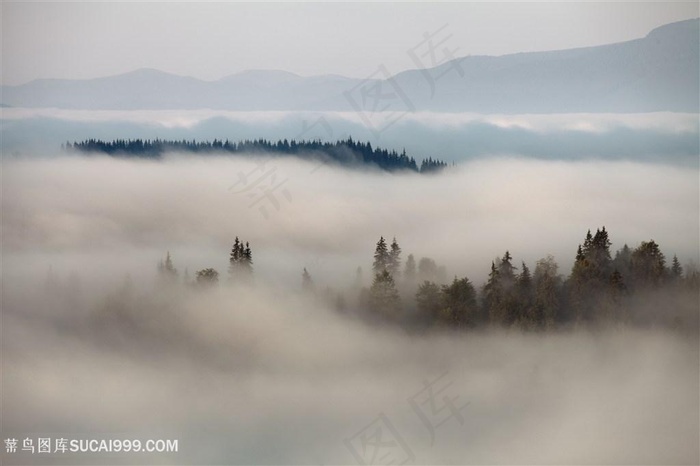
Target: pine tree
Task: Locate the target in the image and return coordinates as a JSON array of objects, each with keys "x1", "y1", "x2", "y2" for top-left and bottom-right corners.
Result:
[
  {"x1": 417, "y1": 257, "x2": 438, "y2": 283},
  {"x1": 589, "y1": 227, "x2": 612, "y2": 280},
  {"x1": 516, "y1": 262, "x2": 534, "y2": 327},
  {"x1": 415, "y1": 281, "x2": 442, "y2": 323},
  {"x1": 671, "y1": 255, "x2": 683, "y2": 282},
  {"x1": 229, "y1": 237, "x2": 254, "y2": 283},
  {"x1": 369, "y1": 270, "x2": 401, "y2": 317},
  {"x1": 302, "y1": 267, "x2": 314, "y2": 293},
  {"x1": 164, "y1": 251, "x2": 177, "y2": 277},
  {"x1": 242, "y1": 242, "x2": 254, "y2": 276},
  {"x1": 498, "y1": 251, "x2": 517, "y2": 284},
  {"x1": 613, "y1": 244, "x2": 632, "y2": 281},
  {"x1": 440, "y1": 277, "x2": 477, "y2": 328},
  {"x1": 495, "y1": 251, "x2": 518, "y2": 325},
  {"x1": 534, "y1": 256, "x2": 561, "y2": 329},
  {"x1": 373, "y1": 236, "x2": 390, "y2": 274},
  {"x1": 404, "y1": 254, "x2": 416, "y2": 285},
  {"x1": 630, "y1": 240, "x2": 666, "y2": 288},
  {"x1": 157, "y1": 251, "x2": 178, "y2": 283},
  {"x1": 229, "y1": 237, "x2": 242, "y2": 277},
  {"x1": 483, "y1": 262, "x2": 503, "y2": 325},
  {"x1": 569, "y1": 227, "x2": 614, "y2": 323},
  {"x1": 388, "y1": 237, "x2": 402, "y2": 278}
]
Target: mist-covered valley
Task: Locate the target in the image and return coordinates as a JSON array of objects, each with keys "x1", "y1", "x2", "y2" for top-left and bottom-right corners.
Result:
[
  {"x1": 2, "y1": 142, "x2": 699, "y2": 464},
  {"x1": 3, "y1": 6, "x2": 700, "y2": 463}
]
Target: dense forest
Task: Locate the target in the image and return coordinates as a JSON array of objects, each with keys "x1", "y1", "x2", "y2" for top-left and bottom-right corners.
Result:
[
  {"x1": 65, "y1": 138, "x2": 449, "y2": 173},
  {"x1": 147, "y1": 227, "x2": 698, "y2": 332}
]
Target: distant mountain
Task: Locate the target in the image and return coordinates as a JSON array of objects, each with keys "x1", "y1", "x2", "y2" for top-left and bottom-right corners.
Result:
[{"x1": 2, "y1": 19, "x2": 697, "y2": 113}]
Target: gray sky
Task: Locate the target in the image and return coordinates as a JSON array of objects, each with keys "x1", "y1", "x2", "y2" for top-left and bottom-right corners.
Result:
[{"x1": 1, "y1": 1, "x2": 698, "y2": 85}]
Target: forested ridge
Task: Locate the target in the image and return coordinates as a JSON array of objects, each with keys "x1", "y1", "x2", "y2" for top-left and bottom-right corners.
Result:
[{"x1": 65, "y1": 138, "x2": 448, "y2": 173}]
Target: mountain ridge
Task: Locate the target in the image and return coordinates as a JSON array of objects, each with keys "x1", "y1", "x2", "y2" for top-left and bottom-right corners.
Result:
[{"x1": 2, "y1": 19, "x2": 697, "y2": 113}]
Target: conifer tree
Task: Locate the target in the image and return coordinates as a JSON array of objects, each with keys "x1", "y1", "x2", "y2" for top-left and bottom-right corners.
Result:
[
  {"x1": 388, "y1": 237, "x2": 402, "y2": 278},
  {"x1": 495, "y1": 251, "x2": 518, "y2": 325},
  {"x1": 516, "y1": 262, "x2": 534, "y2": 327},
  {"x1": 157, "y1": 251, "x2": 178, "y2": 283},
  {"x1": 483, "y1": 262, "x2": 503, "y2": 325},
  {"x1": 242, "y1": 242, "x2": 254, "y2": 276},
  {"x1": 404, "y1": 254, "x2": 416, "y2": 285},
  {"x1": 369, "y1": 270, "x2": 401, "y2": 317},
  {"x1": 498, "y1": 251, "x2": 517, "y2": 284},
  {"x1": 415, "y1": 281, "x2": 442, "y2": 323},
  {"x1": 440, "y1": 277, "x2": 477, "y2": 328},
  {"x1": 417, "y1": 257, "x2": 439, "y2": 283},
  {"x1": 671, "y1": 255, "x2": 683, "y2": 282},
  {"x1": 229, "y1": 237, "x2": 254, "y2": 283},
  {"x1": 229, "y1": 237, "x2": 242, "y2": 277},
  {"x1": 534, "y1": 256, "x2": 561, "y2": 328},
  {"x1": 373, "y1": 236, "x2": 390, "y2": 274},
  {"x1": 630, "y1": 240, "x2": 666, "y2": 288},
  {"x1": 302, "y1": 267, "x2": 314, "y2": 293}
]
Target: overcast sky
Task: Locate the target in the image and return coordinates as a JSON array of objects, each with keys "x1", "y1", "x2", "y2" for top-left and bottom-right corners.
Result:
[{"x1": 1, "y1": 1, "x2": 698, "y2": 85}]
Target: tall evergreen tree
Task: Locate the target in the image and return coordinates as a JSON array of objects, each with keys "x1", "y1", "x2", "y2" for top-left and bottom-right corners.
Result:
[
  {"x1": 242, "y1": 242, "x2": 254, "y2": 276},
  {"x1": 369, "y1": 270, "x2": 401, "y2": 317},
  {"x1": 483, "y1": 262, "x2": 503, "y2": 325},
  {"x1": 569, "y1": 227, "x2": 613, "y2": 322},
  {"x1": 613, "y1": 244, "x2": 632, "y2": 281},
  {"x1": 388, "y1": 237, "x2": 402, "y2": 278},
  {"x1": 373, "y1": 236, "x2": 390, "y2": 274},
  {"x1": 493, "y1": 251, "x2": 518, "y2": 325},
  {"x1": 516, "y1": 262, "x2": 535, "y2": 327},
  {"x1": 533, "y1": 256, "x2": 561, "y2": 329},
  {"x1": 498, "y1": 251, "x2": 517, "y2": 284},
  {"x1": 157, "y1": 251, "x2": 178, "y2": 283},
  {"x1": 229, "y1": 237, "x2": 254, "y2": 283},
  {"x1": 229, "y1": 237, "x2": 242, "y2": 277},
  {"x1": 670, "y1": 255, "x2": 683, "y2": 282}
]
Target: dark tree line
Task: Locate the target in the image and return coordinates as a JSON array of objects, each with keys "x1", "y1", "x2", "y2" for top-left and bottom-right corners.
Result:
[
  {"x1": 357, "y1": 229, "x2": 698, "y2": 330},
  {"x1": 153, "y1": 227, "x2": 697, "y2": 331},
  {"x1": 65, "y1": 138, "x2": 448, "y2": 173}
]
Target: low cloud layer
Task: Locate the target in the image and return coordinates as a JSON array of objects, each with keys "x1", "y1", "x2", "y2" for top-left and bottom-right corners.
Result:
[
  {"x1": 2, "y1": 110, "x2": 698, "y2": 166},
  {"x1": 2, "y1": 154, "x2": 697, "y2": 286},
  {"x1": 3, "y1": 278, "x2": 699, "y2": 464},
  {"x1": 2, "y1": 153, "x2": 698, "y2": 464}
]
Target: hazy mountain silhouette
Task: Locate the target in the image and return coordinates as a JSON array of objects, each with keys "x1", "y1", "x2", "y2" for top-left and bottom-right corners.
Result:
[{"x1": 2, "y1": 19, "x2": 697, "y2": 113}]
